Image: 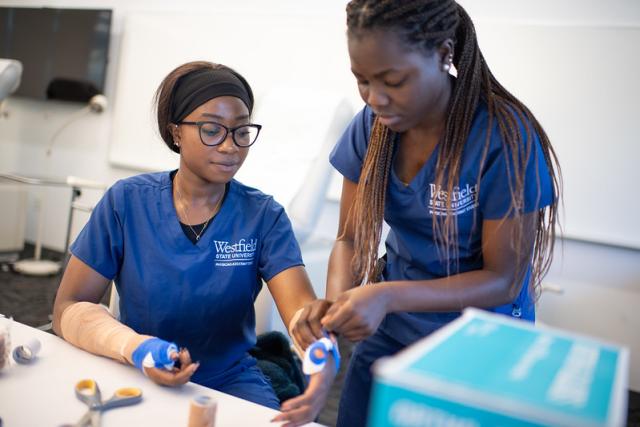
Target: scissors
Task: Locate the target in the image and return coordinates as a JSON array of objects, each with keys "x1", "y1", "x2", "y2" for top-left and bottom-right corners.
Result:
[{"x1": 72, "y1": 379, "x2": 142, "y2": 427}]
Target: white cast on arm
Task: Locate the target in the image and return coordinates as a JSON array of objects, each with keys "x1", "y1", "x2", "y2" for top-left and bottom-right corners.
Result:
[{"x1": 60, "y1": 301, "x2": 152, "y2": 364}]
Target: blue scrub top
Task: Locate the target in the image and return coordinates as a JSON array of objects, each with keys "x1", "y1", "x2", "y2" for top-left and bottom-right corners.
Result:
[
  {"x1": 71, "y1": 171, "x2": 304, "y2": 378},
  {"x1": 330, "y1": 104, "x2": 554, "y2": 346}
]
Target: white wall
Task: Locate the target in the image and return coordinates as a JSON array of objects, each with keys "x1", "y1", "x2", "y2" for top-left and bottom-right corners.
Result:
[
  {"x1": 0, "y1": 0, "x2": 356, "y2": 252},
  {"x1": 459, "y1": 0, "x2": 639, "y2": 24},
  {"x1": 465, "y1": 2, "x2": 640, "y2": 250}
]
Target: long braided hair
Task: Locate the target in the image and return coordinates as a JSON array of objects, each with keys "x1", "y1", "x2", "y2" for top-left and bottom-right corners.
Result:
[{"x1": 346, "y1": 0, "x2": 561, "y2": 300}]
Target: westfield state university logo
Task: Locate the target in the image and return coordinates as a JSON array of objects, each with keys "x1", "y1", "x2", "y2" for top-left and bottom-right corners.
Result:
[
  {"x1": 213, "y1": 238, "x2": 257, "y2": 267},
  {"x1": 428, "y1": 183, "x2": 478, "y2": 216}
]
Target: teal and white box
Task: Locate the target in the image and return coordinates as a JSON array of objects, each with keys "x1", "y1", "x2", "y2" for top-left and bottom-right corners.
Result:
[{"x1": 369, "y1": 308, "x2": 629, "y2": 427}]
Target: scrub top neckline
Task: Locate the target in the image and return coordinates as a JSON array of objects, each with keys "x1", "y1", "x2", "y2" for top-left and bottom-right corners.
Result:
[
  {"x1": 389, "y1": 135, "x2": 440, "y2": 192},
  {"x1": 387, "y1": 75, "x2": 455, "y2": 192},
  {"x1": 163, "y1": 171, "x2": 229, "y2": 249}
]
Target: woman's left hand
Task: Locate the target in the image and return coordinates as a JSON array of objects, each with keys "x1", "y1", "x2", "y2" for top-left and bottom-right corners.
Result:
[
  {"x1": 272, "y1": 356, "x2": 336, "y2": 426},
  {"x1": 290, "y1": 299, "x2": 333, "y2": 354},
  {"x1": 320, "y1": 284, "x2": 389, "y2": 342}
]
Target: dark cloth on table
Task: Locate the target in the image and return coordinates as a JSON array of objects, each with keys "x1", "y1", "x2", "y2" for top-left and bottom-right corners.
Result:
[{"x1": 250, "y1": 331, "x2": 306, "y2": 402}]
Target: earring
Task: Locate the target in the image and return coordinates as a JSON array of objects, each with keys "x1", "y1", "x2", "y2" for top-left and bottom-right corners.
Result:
[
  {"x1": 174, "y1": 141, "x2": 180, "y2": 147},
  {"x1": 443, "y1": 53, "x2": 453, "y2": 72}
]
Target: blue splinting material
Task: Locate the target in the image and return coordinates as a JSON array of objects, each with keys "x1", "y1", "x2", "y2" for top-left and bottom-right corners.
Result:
[
  {"x1": 302, "y1": 334, "x2": 340, "y2": 375},
  {"x1": 132, "y1": 337, "x2": 178, "y2": 372}
]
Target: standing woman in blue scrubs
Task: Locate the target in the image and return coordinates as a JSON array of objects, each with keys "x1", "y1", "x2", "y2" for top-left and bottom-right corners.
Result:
[
  {"x1": 291, "y1": 1, "x2": 561, "y2": 426},
  {"x1": 53, "y1": 61, "x2": 333, "y2": 424}
]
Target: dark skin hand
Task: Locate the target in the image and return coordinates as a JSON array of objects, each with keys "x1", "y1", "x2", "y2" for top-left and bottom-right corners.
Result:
[
  {"x1": 321, "y1": 285, "x2": 388, "y2": 342},
  {"x1": 272, "y1": 354, "x2": 337, "y2": 427},
  {"x1": 282, "y1": 311, "x2": 339, "y2": 426},
  {"x1": 290, "y1": 299, "x2": 333, "y2": 350},
  {"x1": 144, "y1": 348, "x2": 199, "y2": 386}
]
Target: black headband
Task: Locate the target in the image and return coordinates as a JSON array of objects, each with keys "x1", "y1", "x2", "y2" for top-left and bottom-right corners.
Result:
[{"x1": 171, "y1": 68, "x2": 253, "y2": 123}]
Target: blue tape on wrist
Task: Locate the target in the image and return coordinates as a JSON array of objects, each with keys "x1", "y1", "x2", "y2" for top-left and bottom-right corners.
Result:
[
  {"x1": 329, "y1": 339, "x2": 340, "y2": 372},
  {"x1": 322, "y1": 330, "x2": 340, "y2": 372},
  {"x1": 309, "y1": 341, "x2": 328, "y2": 365},
  {"x1": 132, "y1": 337, "x2": 178, "y2": 372},
  {"x1": 302, "y1": 335, "x2": 341, "y2": 375}
]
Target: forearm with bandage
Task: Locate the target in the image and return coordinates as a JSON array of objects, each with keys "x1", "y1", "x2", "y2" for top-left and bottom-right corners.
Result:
[
  {"x1": 60, "y1": 301, "x2": 151, "y2": 364},
  {"x1": 60, "y1": 301, "x2": 177, "y2": 371}
]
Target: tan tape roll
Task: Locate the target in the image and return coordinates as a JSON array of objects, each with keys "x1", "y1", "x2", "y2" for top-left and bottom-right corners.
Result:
[{"x1": 187, "y1": 395, "x2": 217, "y2": 427}]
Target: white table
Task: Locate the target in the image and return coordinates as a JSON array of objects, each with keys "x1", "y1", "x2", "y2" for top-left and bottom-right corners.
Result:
[{"x1": 0, "y1": 320, "x2": 323, "y2": 426}]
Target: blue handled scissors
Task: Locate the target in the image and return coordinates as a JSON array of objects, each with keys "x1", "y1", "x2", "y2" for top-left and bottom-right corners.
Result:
[{"x1": 72, "y1": 379, "x2": 142, "y2": 427}]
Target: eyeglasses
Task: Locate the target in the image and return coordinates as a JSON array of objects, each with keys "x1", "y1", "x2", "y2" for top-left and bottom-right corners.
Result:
[{"x1": 179, "y1": 121, "x2": 262, "y2": 147}]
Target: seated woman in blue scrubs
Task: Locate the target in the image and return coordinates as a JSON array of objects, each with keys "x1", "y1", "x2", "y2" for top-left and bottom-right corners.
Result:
[
  {"x1": 290, "y1": 1, "x2": 561, "y2": 426},
  {"x1": 53, "y1": 61, "x2": 333, "y2": 424}
]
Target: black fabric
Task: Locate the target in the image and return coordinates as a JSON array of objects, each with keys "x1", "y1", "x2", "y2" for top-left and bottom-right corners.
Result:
[
  {"x1": 249, "y1": 331, "x2": 306, "y2": 403},
  {"x1": 46, "y1": 78, "x2": 99, "y2": 102},
  {"x1": 171, "y1": 68, "x2": 253, "y2": 122}
]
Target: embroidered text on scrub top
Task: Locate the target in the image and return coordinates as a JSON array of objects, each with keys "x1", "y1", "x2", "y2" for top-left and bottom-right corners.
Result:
[
  {"x1": 428, "y1": 183, "x2": 479, "y2": 216},
  {"x1": 213, "y1": 238, "x2": 258, "y2": 267}
]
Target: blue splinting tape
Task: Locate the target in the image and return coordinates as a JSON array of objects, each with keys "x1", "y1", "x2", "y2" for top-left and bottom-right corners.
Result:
[
  {"x1": 302, "y1": 334, "x2": 340, "y2": 375},
  {"x1": 132, "y1": 337, "x2": 178, "y2": 372}
]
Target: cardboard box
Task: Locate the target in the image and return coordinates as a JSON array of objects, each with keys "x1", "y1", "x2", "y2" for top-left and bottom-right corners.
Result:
[{"x1": 369, "y1": 308, "x2": 629, "y2": 427}]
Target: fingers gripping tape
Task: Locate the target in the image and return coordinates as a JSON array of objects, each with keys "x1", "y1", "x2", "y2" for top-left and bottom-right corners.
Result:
[
  {"x1": 132, "y1": 337, "x2": 178, "y2": 372},
  {"x1": 302, "y1": 336, "x2": 340, "y2": 375}
]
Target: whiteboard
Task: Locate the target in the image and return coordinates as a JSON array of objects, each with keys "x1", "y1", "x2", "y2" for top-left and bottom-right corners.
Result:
[
  {"x1": 108, "y1": 10, "x2": 357, "y2": 207},
  {"x1": 474, "y1": 23, "x2": 640, "y2": 248}
]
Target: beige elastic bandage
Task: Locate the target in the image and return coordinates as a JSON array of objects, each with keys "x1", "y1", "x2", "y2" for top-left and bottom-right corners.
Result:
[
  {"x1": 60, "y1": 301, "x2": 151, "y2": 365},
  {"x1": 288, "y1": 307, "x2": 305, "y2": 358}
]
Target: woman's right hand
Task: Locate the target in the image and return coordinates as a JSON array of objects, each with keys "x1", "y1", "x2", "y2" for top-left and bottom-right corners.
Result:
[
  {"x1": 289, "y1": 299, "x2": 333, "y2": 354},
  {"x1": 146, "y1": 348, "x2": 199, "y2": 386},
  {"x1": 132, "y1": 338, "x2": 199, "y2": 386},
  {"x1": 273, "y1": 351, "x2": 337, "y2": 427}
]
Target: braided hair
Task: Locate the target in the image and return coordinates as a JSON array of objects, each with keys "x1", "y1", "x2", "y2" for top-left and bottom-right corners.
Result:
[{"x1": 346, "y1": 0, "x2": 561, "y2": 300}]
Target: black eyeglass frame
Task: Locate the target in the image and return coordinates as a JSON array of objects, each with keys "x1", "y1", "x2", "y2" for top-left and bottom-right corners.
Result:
[{"x1": 178, "y1": 121, "x2": 262, "y2": 147}]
